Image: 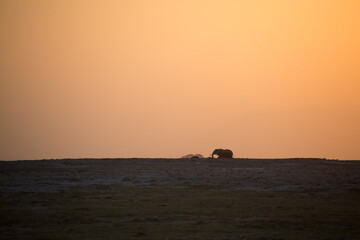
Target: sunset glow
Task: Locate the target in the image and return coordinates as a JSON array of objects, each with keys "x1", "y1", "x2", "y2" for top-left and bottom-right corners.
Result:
[{"x1": 1, "y1": 0, "x2": 359, "y2": 160}]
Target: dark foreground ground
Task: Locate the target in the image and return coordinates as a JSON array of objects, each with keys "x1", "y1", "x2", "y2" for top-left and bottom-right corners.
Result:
[{"x1": 1, "y1": 158, "x2": 360, "y2": 240}]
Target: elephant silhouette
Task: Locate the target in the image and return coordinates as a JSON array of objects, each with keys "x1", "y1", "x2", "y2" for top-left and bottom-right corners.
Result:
[{"x1": 212, "y1": 149, "x2": 233, "y2": 158}]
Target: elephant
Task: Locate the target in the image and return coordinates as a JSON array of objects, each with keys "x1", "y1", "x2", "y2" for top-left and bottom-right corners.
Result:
[{"x1": 212, "y1": 149, "x2": 233, "y2": 158}]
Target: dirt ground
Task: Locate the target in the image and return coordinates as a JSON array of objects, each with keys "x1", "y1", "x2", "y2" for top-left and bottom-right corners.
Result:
[{"x1": 1, "y1": 158, "x2": 360, "y2": 239}]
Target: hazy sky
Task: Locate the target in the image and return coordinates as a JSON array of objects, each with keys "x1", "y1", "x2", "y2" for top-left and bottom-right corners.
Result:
[{"x1": 1, "y1": 0, "x2": 359, "y2": 160}]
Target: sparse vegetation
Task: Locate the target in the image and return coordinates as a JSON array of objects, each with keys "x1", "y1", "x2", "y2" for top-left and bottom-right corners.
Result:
[
  {"x1": 1, "y1": 158, "x2": 359, "y2": 239},
  {"x1": 1, "y1": 186, "x2": 360, "y2": 239}
]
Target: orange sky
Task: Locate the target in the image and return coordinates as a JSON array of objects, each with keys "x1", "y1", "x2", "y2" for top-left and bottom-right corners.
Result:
[{"x1": 1, "y1": 0, "x2": 359, "y2": 160}]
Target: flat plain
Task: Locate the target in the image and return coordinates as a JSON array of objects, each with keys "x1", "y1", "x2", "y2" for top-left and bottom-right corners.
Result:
[{"x1": 1, "y1": 158, "x2": 360, "y2": 239}]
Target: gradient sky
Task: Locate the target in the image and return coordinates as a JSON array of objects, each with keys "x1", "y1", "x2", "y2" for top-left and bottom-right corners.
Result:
[{"x1": 1, "y1": 0, "x2": 359, "y2": 160}]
